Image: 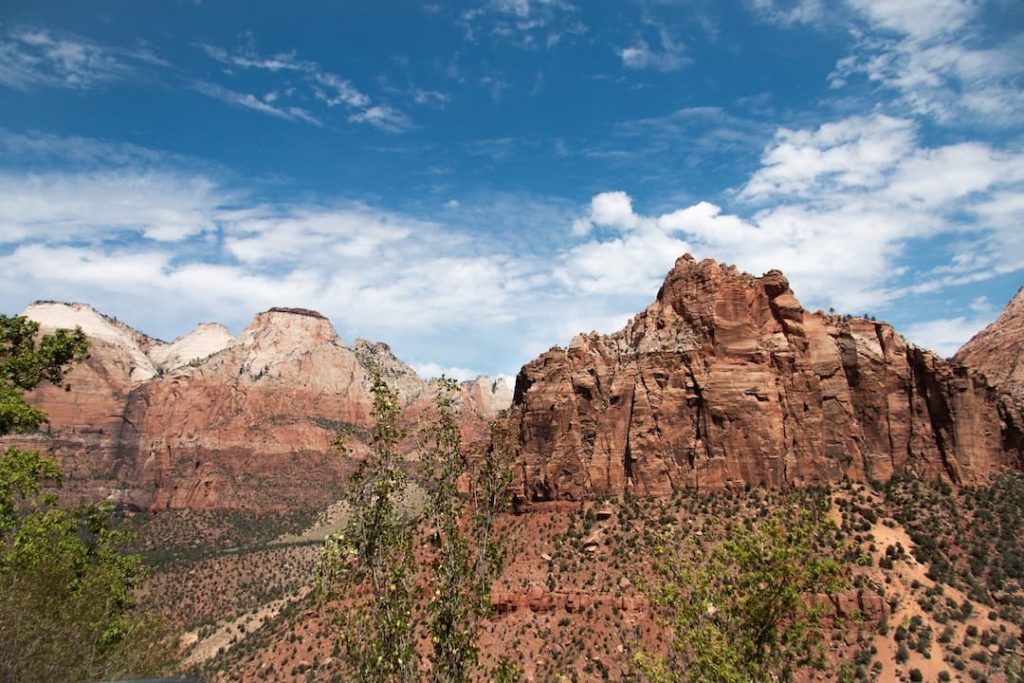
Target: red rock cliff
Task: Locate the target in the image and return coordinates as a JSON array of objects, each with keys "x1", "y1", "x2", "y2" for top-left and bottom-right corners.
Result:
[
  {"x1": 5, "y1": 304, "x2": 512, "y2": 512},
  {"x1": 511, "y1": 256, "x2": 1024, "y2": 502},
  {"x1": 954, "y1": 287, "x2": 1024, "y2": 399}
]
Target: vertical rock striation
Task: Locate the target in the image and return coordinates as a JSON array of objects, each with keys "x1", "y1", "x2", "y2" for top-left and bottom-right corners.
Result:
[
  {"x1": 511, "y1": 256, "x2": 1024, "y2": 502},
  {"x1": 6, "y1": 304, "x2": 512, "y2": 512}
]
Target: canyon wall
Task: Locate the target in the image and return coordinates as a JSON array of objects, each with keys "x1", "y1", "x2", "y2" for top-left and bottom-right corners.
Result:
[
  {"x1": 6, "y1": 304, "x2": 511, "y2": 512},
  {"x1": 954, "y1": 287, "x2": 1024, "y2": 398},
  {"x1": 510, "y1": 255, "x2": 1024, "y2": 502}
]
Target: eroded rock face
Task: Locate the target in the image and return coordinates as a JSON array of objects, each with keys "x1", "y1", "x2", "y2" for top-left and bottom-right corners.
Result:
[
  {"x1": 511, "y1": 256, "x2": 1024, "y2": 502},
  {"x1": 148, "y1": 322, "x2": 237, "y2": 372},
  {"x1": 6, "y1": 304, "x2": 512, "y2": 512},
  {"x1": 115, "y1": 309, "x2": 374, "y2": 511},
  {"x1": 954, "y1": 288, "x2": 1024, "y2": 398}
]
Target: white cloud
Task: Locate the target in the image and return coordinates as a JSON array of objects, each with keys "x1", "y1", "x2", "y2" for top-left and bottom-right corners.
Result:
[
  {"x1": 192, "y1": 80, "x2": 322, "y2": 125},
  {"x1": 223, "y1": 207, "x2": 419, "y2": 264},
  {"x1": 196, "y1": 41, "x2": 410, "y2": 132},
  {"x1": 3, "y1": 117, "x2": 1021, "y2": 377},
  {"x1": 830, "y1": 0, "x2": 1023, "y2": 125},
  {"x1": 313, "y1": 72, "x2": 371, "y2": 108},
  {"x1": 0, "y1": 26, "x2": 155, "y2": 90},
  {"x1": 0, "y1": 170, "x2": 225, "y2": 243},
  {"x1": 747, "y1": 0, "x2": 824, "y2": 27},
  {"x1": 557, "y1": 228, "x2": 692, "y2": 296},
  {"x1": 348, "y1": 105, "x2": 413, "y2": 133},
  {"x1": 0, "y1": 136, "x2": 559, "y2": 374},
  {"x1": 201, "y1": 43, "x2": 310, "y2": 72},
  {"x1": 589, "y1": 191, "x2": 642, "y2": 230},
  {"x1": 560, "y1": 113, "x2": 1024, "y2": 315},
  {"x1": 0, "y1": 129, "x2": 193, "y2": 169},
  {"x1": 411, "y1": 362, "x2": 483, "y2": 381},
  {"x1": 411, "y1": 87, "x2": 450, "y2": 107},
  {"x1": 969, "y1": 296, "x2": 991, "y2": 313},
  {"x1": 845, "y1": 0, "x2": 973, "y2": 40},
  {"x1": 740, "y1": 115, "x2": 915, "y2": 199},
  {"x1": 461, "y1": 0, "x2": 585, "y2": 49},
  {"x1": 619, "y1": 28, "x2": 690, "y2": 72},
  {"x1": 902, "y1": 314, "x2": 997, "y2": 358}
]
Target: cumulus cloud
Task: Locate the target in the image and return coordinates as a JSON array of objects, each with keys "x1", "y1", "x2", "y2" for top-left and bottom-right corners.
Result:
[
  {"x1": 562, "y1": 113, "x2": 1024, "y2": 315},
  {"x1": 411, "y1": 362, "x2": 484, "y2": 381},
  {"x1": 4, "y1": 111, "x2": 1022, "y2": 374},
  {"x1": 740, "y1": 115, "x2": 916, "y2": 199}
]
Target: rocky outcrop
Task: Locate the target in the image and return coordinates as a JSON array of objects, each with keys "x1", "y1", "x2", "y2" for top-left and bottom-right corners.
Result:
[
  {"x1": 25, "y1": 302, "x2": 161, "y2": 382},
  {"x1": 7, "y1": 303, "x2": 512, "y2": 512},
  {"x1": 954, "y1": 288, "x2": 1024, "y2": 398},
  {"x1": 352, "y1": 339, "x2": 427, "y2": 404},
  {"x1": 148, "y1": 322, "x2": 237, "y2": 372},
  {"x1": 461, "y1": 376, "x2": 514, "y2": 419},
  {"x1": 511, "y1": 256, "x2": 1024, "y2": 502},
  {"x1": 113, "y1": 308, "x2": 375, "y2": 511}
]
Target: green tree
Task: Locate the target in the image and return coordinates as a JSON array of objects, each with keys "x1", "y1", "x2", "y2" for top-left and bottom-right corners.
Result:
[
  {"x1": 636, "y1": 503, "x2": 845, "y2": 683},
  {"x1": 0, "y1": 314, "x2": 174, "y2": 682},
  {"x1": 318, "y1": 364, "x2": 418, "y2": 682},
  {"x1": 0, "y1": 314, "x2": 87, "y2": 435},
  {"x1": 318, "y1": 370, "x2": 518, "y2": 682},
  {"x1": 422, "y1": 378, "x2": 516, "y2": 683}
]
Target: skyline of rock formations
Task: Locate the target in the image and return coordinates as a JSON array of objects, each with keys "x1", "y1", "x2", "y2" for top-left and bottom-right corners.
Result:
[
  {"x1": 5, "y1": 254, "x2": 1023, "y2": 514},
  {"x1": 6, "y1": 302, "x2": 512, "y2": 511}
]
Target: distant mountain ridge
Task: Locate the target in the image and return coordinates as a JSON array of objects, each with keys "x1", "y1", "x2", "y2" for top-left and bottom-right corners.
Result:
[{"x1": 5, "y1": 302, "x2": 512, "y2": 512}]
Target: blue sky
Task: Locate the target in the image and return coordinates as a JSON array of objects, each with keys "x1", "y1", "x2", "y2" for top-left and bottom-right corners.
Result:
[{"x1": 1, "y1": 0, "x2": 1022, "y2": 379}]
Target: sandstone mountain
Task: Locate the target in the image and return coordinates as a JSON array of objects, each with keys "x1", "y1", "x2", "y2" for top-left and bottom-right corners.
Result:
[
  {"x1": 8, "y1": 303, "x2": 512, "y2": 512},
  {"x1": 954, "y1": 287, "x2": 1024, "y2": 398},
  {"x1": 510, "y1": 255, "x2": 1024, "y2": 503}
]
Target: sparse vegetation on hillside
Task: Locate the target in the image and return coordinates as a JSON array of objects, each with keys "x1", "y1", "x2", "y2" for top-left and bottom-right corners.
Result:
[
  {"x1": 183, "y1": 475, "x2": 1024, "y2": 683},
  {"x1": 882, "y1": 473, "x2": 1024, "y2": 622}
]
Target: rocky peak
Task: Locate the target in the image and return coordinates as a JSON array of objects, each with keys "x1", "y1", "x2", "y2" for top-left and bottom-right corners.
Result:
[
  {"x1": 459, "y1": 375, "x2": 514, "y2": 417},
  {"x1": 148, "y1": 322, "x2": 237, "y2": 372},
  {"x1": 511, "y1": 256, "x2": 1024, "y2": 503},
  {"x1": 352, "y1": 338, "x2": 427, "y2": 403},
  {"x1": 267, "y1": 306, "x2": 327, "y2": 319},
  {"x1": 239, "y1": 308, "x2": 340, "y2": 350},
  {"x1": 954, "y1": 287, "x2": 1024, "y2": 397},
  {"x1": 220, "y1": 308, "x2": 348, "y2": 386},
  {"x1": 23, "y1": 301, "x2": 159, "y2": 383}
]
